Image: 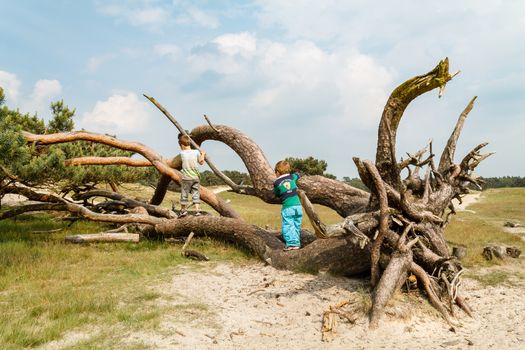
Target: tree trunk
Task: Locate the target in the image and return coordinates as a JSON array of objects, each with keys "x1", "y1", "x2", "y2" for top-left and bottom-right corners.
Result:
[{"x1": 10, "y1": 58, "x2": 492, "y2": 330}]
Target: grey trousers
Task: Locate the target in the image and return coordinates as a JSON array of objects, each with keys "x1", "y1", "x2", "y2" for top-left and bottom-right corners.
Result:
[{"x1": 180, "y1": 179, "x2": 200, "y2": 206}]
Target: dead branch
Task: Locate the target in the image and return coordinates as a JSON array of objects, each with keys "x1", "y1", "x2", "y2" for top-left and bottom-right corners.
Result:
[
  {"x1": 322, "y1": 300, "x2": 358, "y2": 342},
  {"x1": 22, "y1": 130, "x2": 240, "y2": 219},
  {"x1": 0, "y1": 203, "x2": 67, "y2": 220},
  {"x1": 65, "y1": 233, "x2": 140, "y2": 243},
  {"x1": 376, "y1": 58, "x2": 455, "y2": 190},
  {"x1": 73, "y1": 189, "x2": 176, "y2": 218},
  {"x1": 363, "y1": 160, "x2": 389, "y2": 287},
  {"x1": 438, "y1": 96, "x2": 477, "y2": 173},
  {"x1": 65, "y1": 156, "x2": 152, "y2": 167},
  {"x1": 143, "y1": 94, "x2": 254, "y2": 195},
  {"x1": 180, "y1": 231, "x2": 209, "y2": 260},
  {"x1": 203, "y1": 114, "x2": 220, "y2": 133}
]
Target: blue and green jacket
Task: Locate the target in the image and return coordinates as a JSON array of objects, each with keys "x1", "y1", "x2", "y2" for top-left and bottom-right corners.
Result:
[{"x1": 273, "y1": 173, "x2": 301, "y2": 208}]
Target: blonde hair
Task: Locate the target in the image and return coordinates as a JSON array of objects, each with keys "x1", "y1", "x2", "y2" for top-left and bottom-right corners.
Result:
[{"x1": 274, "y1": 160, "x2": 291, "y2": 175}]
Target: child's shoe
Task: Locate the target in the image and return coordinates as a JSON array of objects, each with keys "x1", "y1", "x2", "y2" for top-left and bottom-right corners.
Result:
[{"x1": 283, "y1": 246, "x2": 300, "y2": 251}]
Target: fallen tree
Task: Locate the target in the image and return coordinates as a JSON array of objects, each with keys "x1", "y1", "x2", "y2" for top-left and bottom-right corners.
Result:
[{"x1": 1, "y1": 58, "x2": 490, "y2": 328}]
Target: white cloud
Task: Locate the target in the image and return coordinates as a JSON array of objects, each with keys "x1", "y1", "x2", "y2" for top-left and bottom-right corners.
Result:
[
  {"x1": 24, "y1": 80, "x2": 62, "y2": 115},
  {"x1": 0, "y1": 73, "x2": 62, "y2": 117},
  {"x1": 81, "y1": 93, "x2": 152, "y2": 134},
  {"x1": 185, "y1": 6, "x2": 219, "y2": 29},
  {"x1": 213, "y1": 32, "x2": 257, "y2": 58},
  {"x1": 128, "y1": 7, "x2": 170, "y2": 26},
  {"x1": 95, "y1": 1, "x2": 220, "y2": 30},
  {"x1": 95, "y1": 1, "x2": 169, "y2": 30},
  {"x1": 186, "y1": 34, "x2": 393, "y2": 128},
  {"x1": 0, "y1": 70, "x2": 21, "y2": 103},
  {"x1": 172, "y1": 0, "x2": 220, "y2": 28},
  {"x1": 154, "y1": 44, "x2": 180, "y2": 60}
]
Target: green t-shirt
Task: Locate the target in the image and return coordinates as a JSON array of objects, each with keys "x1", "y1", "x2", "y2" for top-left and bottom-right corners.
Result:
[{"x1": 273, "y1": 173, "x2": 301, "y2": 208}]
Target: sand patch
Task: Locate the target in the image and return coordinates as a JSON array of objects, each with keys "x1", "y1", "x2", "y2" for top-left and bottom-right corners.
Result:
[
  {"x1": 452, "y1": 192, "x2": 481, "y2": 212},
  {"x1": 121, "y1": 261, "x2": 525, "y2": 350}
]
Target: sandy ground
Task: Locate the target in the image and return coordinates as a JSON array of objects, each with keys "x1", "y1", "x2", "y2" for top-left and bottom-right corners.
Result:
[
  {"x1": 452, "y1": 192, "x2": 481, "y2": 212},
  {"x1": 120, "y1": 192, "x2": 524, "y2": 350},
  {"x1": 118, "y1": 261, "x2": 522, "y2": 350}
]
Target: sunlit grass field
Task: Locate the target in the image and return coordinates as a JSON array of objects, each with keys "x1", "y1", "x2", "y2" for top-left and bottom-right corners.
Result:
[
  {"x1": 0, "y1": 187, "x2": 524, "y2": 348},
  {"x1": 444, "y1": 188, "x2": 525, "y2": 267}
]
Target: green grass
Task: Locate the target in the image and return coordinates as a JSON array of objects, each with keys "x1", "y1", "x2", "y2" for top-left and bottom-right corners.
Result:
[
  {"x1": 465, "y1": 269, "x2": 525, "y2": 287},
  {"x1": 0, "y1": 212, "x2": 252, "y2": 349},
  {"x1": 445, "y1": 188, "x2": 525, "y2": 268}
]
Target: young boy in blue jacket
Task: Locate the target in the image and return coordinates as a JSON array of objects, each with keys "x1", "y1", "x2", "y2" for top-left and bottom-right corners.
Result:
[{"x1": 273, "y1": 160, "x2": 303, "y2": 251}]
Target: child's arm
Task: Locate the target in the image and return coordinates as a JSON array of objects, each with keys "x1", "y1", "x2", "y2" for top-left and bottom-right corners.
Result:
[{"x1": 198, "y1": 150, "x2": 206, "y2": 165}]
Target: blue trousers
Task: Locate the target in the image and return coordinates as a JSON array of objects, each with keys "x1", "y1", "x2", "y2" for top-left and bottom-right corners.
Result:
[{"x1": 281, "y1": 205, "x2": 303, "y2": 247}]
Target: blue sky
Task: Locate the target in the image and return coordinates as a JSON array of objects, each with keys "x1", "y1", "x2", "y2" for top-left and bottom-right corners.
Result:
[{"x1": 1, "y1": 0, "x2": 524, "y2": 178}]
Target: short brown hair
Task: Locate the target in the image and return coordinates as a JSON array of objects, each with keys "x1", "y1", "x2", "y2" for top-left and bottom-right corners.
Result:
[
  {"x1": 179, "y1": 135, "x2": 191, "y2": 147},
  {"x1": 275, "y1": 160, "x2": 291, "y2": 175}
]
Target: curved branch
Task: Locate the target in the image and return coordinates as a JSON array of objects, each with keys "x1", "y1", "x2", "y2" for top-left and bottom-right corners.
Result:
[
  {"x1": 22, "y1": 130, "x2": 240, "y2": 219},
  {"x1": 73, "y1": 190, "x2": 176, "y2": 218},
  {"x1": 459, "y1": 142, "x2": 491, "y2": 173},
  {"x1": 376, "y1": 58, "x2": 455, "y2": 189},
  {"x1": 191, "y1": 125, "x2": 370, "y2": 216},
  {"x1": 2, "y1": 185, "x2": 63, "y2": 203},
  {"x1": 150, "y1": 156, "x2": 182, "y2": 205},
  {"x1": 65, "y1": 156, "x2": 153, "y2": 167},
  {"x1": 363, "y1": 160, "x2": 389, "y2": 287},
  {"x1": 0, "y1": 203, "x2": 67, "y2": 220},
  {"x1": 155, "y1": 216, "x2": 371, "y2": 275},
  {"x1": 60, "y1": 199, "x2": 167, "y2": 225}
]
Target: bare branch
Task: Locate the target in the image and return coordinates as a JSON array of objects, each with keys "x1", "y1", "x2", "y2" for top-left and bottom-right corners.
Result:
[
  {"x1": 22, "y1": 130, "x2": 240, "y2": 219},
  {"x1": 59, "y1": 198, "x2": 167, "y2": 225},
  {"x1": 376, "y1": 58, "x2": 456, "y2": 189},
  {"x1": 399, "y1": 140, "x2": 431, "y2": 169},
  {"x1": 363, "y1": 160, "x2": 389, "y2": 287},
  {"x1": 2, "y1": 185, "x2": 63, "y2": 203},
  {"x1": 459, "y1": 142, "x2": 489, "y2": 171},
  {"x1": 73, "y1": 189, "x2": 176, "y2": 218},
  {"x1": 143, "y1": 94, "x2": 253, "y2": 194},
  {"x1": 0, "y1": 203, "x2": 67, "y2": 220},
  {"x1": 65, "y1": 156, "x2": 153, "y2": 167},
  {"x1": 438, "y1": 96, "x2": 477, "y2": 173},
  {"x1": 203, "y1": 114, "x2": 220, "y2": 133}
]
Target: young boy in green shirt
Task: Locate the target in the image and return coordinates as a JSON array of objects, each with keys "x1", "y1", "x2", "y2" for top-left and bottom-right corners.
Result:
[{"x1": 273, "y1": 160, "x2": 303, "y2": 251}]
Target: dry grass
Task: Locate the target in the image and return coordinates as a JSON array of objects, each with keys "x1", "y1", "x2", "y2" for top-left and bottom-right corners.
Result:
[
  {"x1": 445, "y1": 188, "x2": 525, "y2": 267},
  {"x1": 0, "y1": 212, "x2": 251, "y2": 349}
]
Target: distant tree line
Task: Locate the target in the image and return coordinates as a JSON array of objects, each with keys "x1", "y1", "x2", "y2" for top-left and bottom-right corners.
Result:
[
  {"x1": 479, "y1": 176, "x2": 525, "y2": 189},
  {"x1": 199, "y1": 170, "x2": 252, "y2": 187}
]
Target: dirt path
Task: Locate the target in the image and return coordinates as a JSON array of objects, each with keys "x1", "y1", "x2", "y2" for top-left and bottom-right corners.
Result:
[{"x1": 453, "y1": 192, "x2": 481, "y2": 212}]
